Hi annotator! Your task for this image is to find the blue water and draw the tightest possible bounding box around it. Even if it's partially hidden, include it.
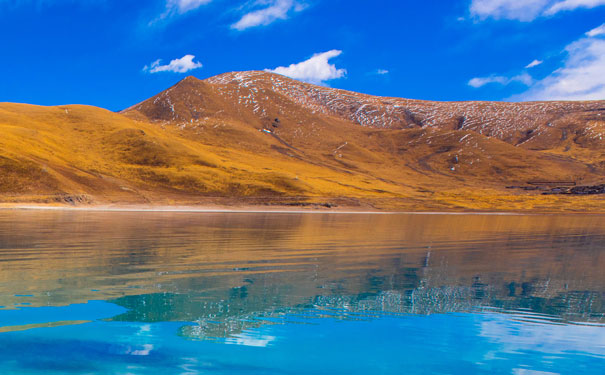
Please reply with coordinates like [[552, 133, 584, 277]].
[[1, 303, 603, 374], [0, 211, 604, 374]]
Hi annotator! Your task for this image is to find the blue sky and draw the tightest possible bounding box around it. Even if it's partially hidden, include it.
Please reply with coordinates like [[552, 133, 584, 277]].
[[0, 0, 604, 111]]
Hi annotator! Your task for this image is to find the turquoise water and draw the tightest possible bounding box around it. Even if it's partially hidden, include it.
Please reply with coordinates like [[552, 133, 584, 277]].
[[0, 211, 604, 374]]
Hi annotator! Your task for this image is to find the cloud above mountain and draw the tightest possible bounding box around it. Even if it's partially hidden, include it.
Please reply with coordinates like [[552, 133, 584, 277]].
[[468, 73, 533, 88], [468, 24, 605, 101], [144, 55, 203, 73], [515, 27, 605, 100], [265, 50, 346, 85]]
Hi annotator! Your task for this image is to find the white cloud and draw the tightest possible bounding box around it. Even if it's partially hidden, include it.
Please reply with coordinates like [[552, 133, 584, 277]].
[[526, 59, 544, 68], [144, 55, 203, 74], [152, 0, 211, 22], [376, 69, 390, 75], [586, 23, 605, 37], [544, 0, 605, 15], [231, 0, 305, 31], [515, 30, 605, 100], [470, 0, 551, 21], [166, 0, 212, 14], [468, 73, 533, 88], [265, 50, 347, 85], [470, 0, 605, 21]]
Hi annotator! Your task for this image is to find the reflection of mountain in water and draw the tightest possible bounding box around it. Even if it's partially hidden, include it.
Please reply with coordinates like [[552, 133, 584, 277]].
[[109, 283, 605, 339], [110, 222, 605, 341], [112, 280, 605, 341], [0, 211, 603, 339]]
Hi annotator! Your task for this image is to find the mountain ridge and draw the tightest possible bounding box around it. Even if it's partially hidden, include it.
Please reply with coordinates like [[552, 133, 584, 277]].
[[124, 71, 604, 147]]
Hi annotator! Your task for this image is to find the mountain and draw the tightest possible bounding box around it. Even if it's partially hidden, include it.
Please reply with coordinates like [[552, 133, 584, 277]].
[[1, 71, 604, 211]]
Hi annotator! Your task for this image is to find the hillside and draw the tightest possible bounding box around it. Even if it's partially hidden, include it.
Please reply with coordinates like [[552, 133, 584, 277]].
[[1, 71, 604, 212]]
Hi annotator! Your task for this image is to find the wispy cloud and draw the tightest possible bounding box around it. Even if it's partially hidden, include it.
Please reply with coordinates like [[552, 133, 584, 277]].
[[543, 0, 605, 15], [376, 69, 390, 75], [469, 0, 605, 21], [468, 73, 533, 88], [586, 23, 605, 37], [470, 0, 550, 21], [514, 27, 605, 100], [168, 0, 213, 14], [525, 59, 543, 68], [231, 0, 306, 31], [469, 24, 605, 100], [154, 0, 212, 22], [265, 50, 346, 85], [144, 55, 203, 73]]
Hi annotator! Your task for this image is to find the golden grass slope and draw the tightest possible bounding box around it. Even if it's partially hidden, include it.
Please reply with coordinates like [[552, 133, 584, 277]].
[[0, 103, 413, 207]]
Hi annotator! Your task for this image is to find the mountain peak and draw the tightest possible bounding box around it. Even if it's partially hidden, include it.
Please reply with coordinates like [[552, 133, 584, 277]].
[[181, 75, 203, 83]]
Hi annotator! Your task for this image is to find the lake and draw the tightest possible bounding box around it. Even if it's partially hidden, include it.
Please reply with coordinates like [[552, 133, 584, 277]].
[[0, 210, 604, 374]]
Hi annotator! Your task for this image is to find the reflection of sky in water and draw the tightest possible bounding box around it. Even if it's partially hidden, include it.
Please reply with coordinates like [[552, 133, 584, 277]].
[[480, 313, 605, 358], [225, 333, 276, 348], [0, 301, 603, 374]]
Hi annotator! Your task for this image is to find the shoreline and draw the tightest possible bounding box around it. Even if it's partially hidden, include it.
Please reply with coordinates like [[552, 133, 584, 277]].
[[0, 203, 599, 216]]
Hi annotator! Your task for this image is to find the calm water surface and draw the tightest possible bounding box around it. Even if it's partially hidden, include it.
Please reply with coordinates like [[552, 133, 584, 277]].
[[0, 211, 604, 374]]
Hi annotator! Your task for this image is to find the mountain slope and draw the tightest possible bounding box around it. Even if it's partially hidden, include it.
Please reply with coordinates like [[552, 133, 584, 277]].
[[121, 72, 605, 206], [0, 103, 412, 207], [0, 71, 604, 211]]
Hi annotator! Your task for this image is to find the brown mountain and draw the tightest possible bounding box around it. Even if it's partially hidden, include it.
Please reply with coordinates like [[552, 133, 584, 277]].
[[0, 71, 604, 211]]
